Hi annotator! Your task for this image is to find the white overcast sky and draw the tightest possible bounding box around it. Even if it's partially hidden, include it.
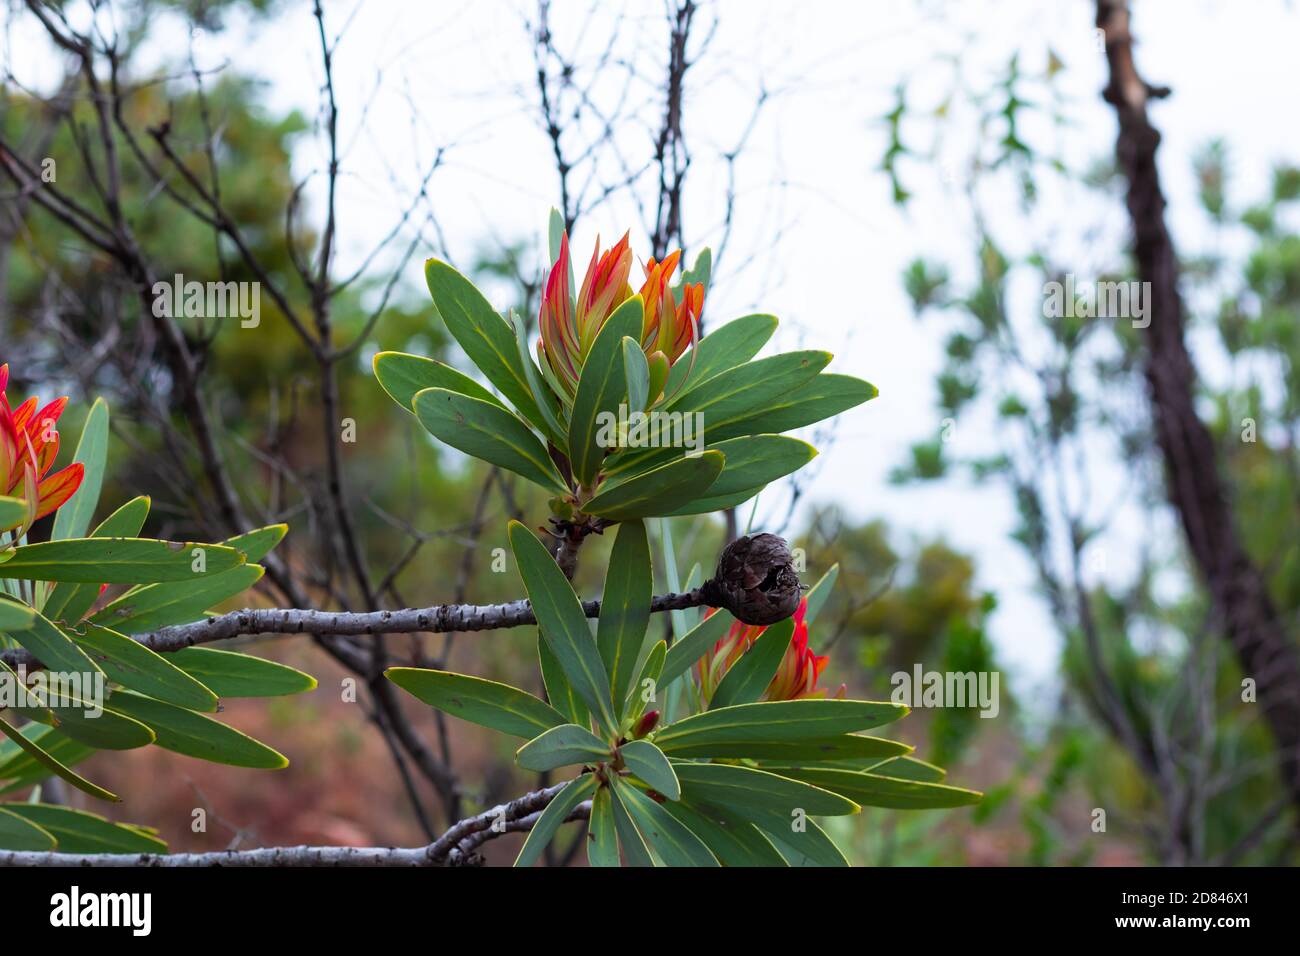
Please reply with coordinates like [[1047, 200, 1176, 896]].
[[5, 1, 1298, 695]]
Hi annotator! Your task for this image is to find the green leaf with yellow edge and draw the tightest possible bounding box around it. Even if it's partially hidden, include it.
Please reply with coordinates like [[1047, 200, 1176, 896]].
[[607, 776, 654, 866], [778, 767, 982, 809], [1, 538, 245, 584], [659, 607, 734, 686], [413, 388, 568, 495], [861, 755, 946, 781], [616, 781, 718, 866], [803, 563, 838, 625], [515, 723, 610, 772], [662, 798, 787, 866], [752, 812, 849, 867], [0, 806, 56, 850], [42, 496, 150, 623], [1, 804, 167, 854], [511, 310, 567, 444], [509, 522, 616, 735], [0, 598, 34, 632], [707, 372, 877, 443], [71, 625, 218, 712], [619, 739, 679, 800], [538, 632, 588, 728], [584, 450, 724, 521], [684, 734, 910, 762], [597, 519, 651, 716], [586, 785, 620, 868], [567, 297, 641, 487], [664, 312, 777, 399], [665, 436, 816, 516], [91, 564, 264, 634], [624, 639, 665, 728], [52, 397, 109, 543], [107, 690, 288, 769], [514, 773, 598, 868], [385, 667, 564, 739], [653, 698, 908, 754], [0, 715, 116, 802], [672, 761, 858, 817], [14, 694, 155, 752], [169, 647, 314, 699], [708, 617, 794, 710], [373, 350, 506, 413], [0, 606, 103, 676]]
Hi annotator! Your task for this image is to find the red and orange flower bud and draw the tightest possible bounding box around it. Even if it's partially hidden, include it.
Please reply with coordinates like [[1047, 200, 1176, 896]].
[[0, 363, 85, 536], [633, 709, 659, 738], [694, 596, 846, 704], [537, 231, 703, 403]]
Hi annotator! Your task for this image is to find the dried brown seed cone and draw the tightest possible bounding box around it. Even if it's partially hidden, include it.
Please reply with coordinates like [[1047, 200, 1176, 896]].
[[701, 532, 802, 626]]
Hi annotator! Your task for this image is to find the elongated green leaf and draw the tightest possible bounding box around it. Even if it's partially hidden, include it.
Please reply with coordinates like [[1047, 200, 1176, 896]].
[[170, 647, 315, 699], [660, 607, 734, 687], [91, 564, 264, 634], [42, 496, 150, 623], [672, 761, 858, 816], [0, 496, 27, 531], [608, 776, 654, 866], [597, 520, 651, 716], [52, 397, 108, 542], [619, 739, 679, 800], [0, 715, 116, 801], [413, 388, 567, 495], [547, 207, 575, 302], [509, 522, 616, 734], [515, 723, 610, 772], [514, 774, 598, 868], [663, 799, 786, 866], [666, 436, 816, 515], [708, 372, 877, 443], [622, 337, 649, 414], [510, 311, 567, 444], [684, 734, 911, 762], [224, 524, 287, 564], [586, 785, 619, 868], [425, 259, 549, 431], [803, 563, 838, 625], [567, 298, 641, 487], [2, 607, 103, 676], [751, 812, 849, 867], [779, 768, 981, 809], [2, 538, 245, 584], [1, 804, 166, 854], [15, 688, 155, 751], [654, 699, 908, 754], [625, 639, 665, 727], [664, 312, 777, 398], [373, 350, 506, 413], [584, 451, 724, 521], [861, 755, 947, 781], [667, 348, 829, 422], [616, 781, 718, 866], [0, 806, 55, 850], [0, 598, 34, 632], [107, 691, 287, 769], [538, 632, 589, 727], [385, 667, 564, 739], [709, 617, 794, 710], [72, 625, 218, 712]]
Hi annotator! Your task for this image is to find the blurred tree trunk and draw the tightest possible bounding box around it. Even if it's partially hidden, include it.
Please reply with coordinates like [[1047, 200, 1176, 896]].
[[1098, 0, 1300, 818]]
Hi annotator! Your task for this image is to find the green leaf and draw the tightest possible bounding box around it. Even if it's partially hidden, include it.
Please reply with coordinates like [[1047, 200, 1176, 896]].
[[169, 647, 315, 699], [752, 812, 849, 867], [662, 799, 787, 866], [619, 739, 679, 800], [779, 768, 981, 809], [0, 598, 35, 632], [707, 372, 877, 443], [0, 805, 56, 850], [1, 607, 103, 676], [515, 723, 610, 772], [71, 625, 218, 712], [224, 524, 287, 564], [665, 436, 816, 515], [625, 639, 665, 726], [803, 563, 838, 624], [597, 520, 651, 716], [654, 699, 908, 754], [672, 761, 859, 816], [567, 297, 641, 487], [385, 667, 564, 739], [0, 496, 28, 532], [686, 734, 911, 762], [607, 776, 654, 866], [510, 311, 567, 443], [660, 607, 734, 686], [0, 715, 116, 802], [665, 312, 777, 398], [623, 337, 649, 414], [538, 633, 589, 728], [425, 259, 549, 432], [666, 349, 830, 426], [43, 496, 151, 623], [1, 804, 166, 854], [15, 689, 155, 751], [52, 397, 109, 542], [509, 522, 616, 734], [708, 617, 794, 710], [584, 450, 725, 521], [1, 538, 245, 584], [616, 781, 718, 866], [514, 774, 598, 867], [107, 691, 288, 769], [862, 755, 946, 781], [586, 785, 620, 868], [373, 350, 506, 413], [413, 388, 567, 495], [90, 564, 264, 634], [547, 207, 566, 266]]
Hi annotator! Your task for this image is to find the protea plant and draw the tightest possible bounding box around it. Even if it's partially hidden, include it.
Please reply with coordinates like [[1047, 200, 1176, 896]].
[[0, 364, 84, 539]]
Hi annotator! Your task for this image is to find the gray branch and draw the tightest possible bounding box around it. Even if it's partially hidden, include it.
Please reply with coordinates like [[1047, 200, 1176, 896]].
[[0, 589, 709, 671]]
